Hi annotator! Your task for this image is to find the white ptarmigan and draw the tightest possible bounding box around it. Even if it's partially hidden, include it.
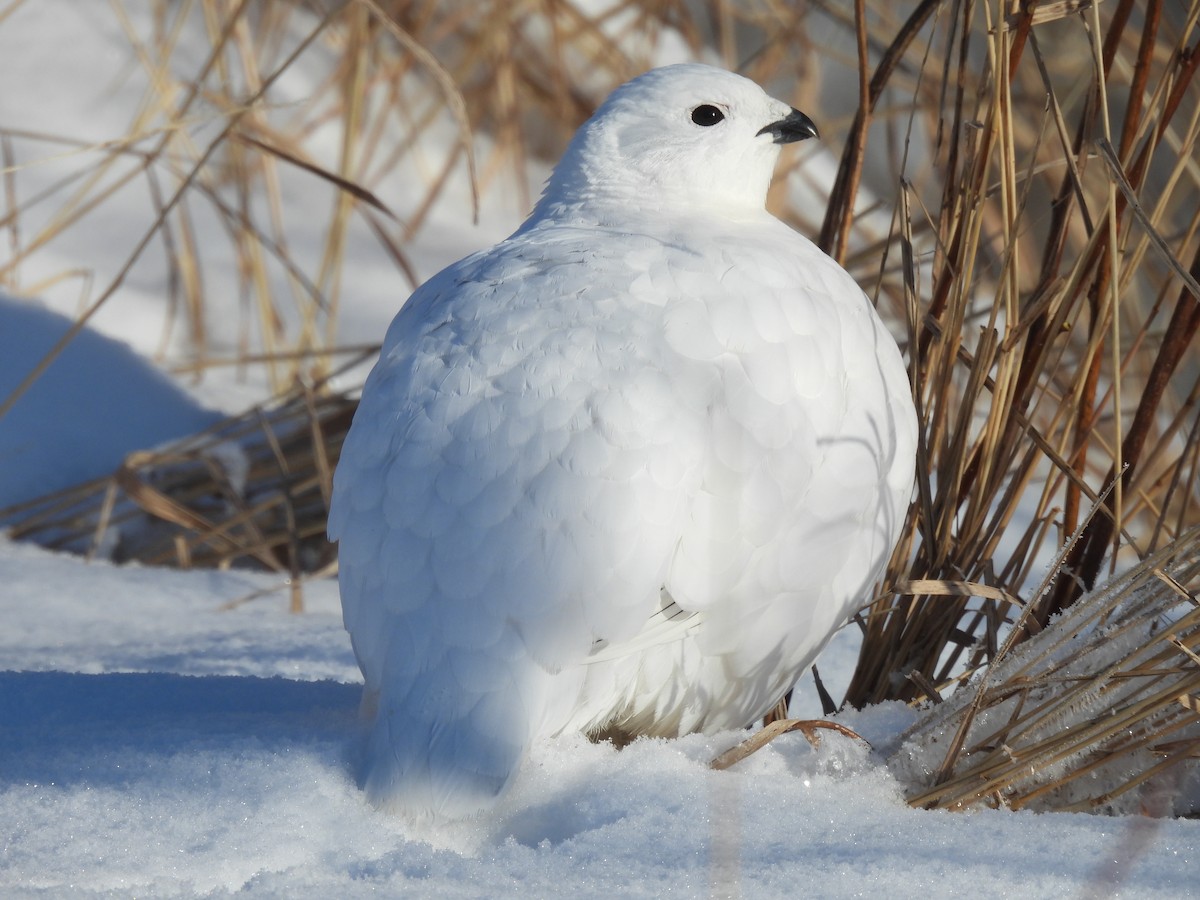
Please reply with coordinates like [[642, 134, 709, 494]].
[[329, 64, 917, 819]]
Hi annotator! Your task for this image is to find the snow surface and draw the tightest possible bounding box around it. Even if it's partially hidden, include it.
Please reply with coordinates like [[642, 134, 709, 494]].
[[2, 536, 1198, 898], [0, 245, 1193, 893], [0, 294, 221, 509], [1, 2, 1198, 897]]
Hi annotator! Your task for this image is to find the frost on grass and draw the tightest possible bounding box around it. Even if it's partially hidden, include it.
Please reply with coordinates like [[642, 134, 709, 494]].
[[887, 530, 1200, 816]]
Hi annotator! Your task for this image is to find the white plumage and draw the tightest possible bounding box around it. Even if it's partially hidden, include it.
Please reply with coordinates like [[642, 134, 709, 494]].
[[329, 64, 917, 818]]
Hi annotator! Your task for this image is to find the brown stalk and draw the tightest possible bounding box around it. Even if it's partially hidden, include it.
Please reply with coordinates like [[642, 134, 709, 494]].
[[817, 0, 942, 262], [1049, 240, 1200, 617]]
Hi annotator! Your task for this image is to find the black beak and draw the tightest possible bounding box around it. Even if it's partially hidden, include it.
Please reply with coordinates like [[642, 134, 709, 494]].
[[756, 108, 819, 144]]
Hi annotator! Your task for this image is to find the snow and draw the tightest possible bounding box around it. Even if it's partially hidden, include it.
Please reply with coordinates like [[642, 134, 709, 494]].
[[1, 540, 1197, 898], [1, 2, 1198, 897], [0, 295, 221, 509]]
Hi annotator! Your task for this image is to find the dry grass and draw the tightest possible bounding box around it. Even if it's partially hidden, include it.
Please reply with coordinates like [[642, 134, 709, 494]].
[[828, 0, 1200, 812], [888, 524, 1200, 814], [1, 356, 366, 610], [2, 0, 1200, 811], [832, 0, 1200, 708]]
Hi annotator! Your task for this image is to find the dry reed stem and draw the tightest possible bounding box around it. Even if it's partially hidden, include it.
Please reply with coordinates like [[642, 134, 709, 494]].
[[839, 0, 1200, 713]]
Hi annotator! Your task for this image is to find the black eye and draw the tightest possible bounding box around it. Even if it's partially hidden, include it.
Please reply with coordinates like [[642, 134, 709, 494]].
[[691, 104, 725, 127]]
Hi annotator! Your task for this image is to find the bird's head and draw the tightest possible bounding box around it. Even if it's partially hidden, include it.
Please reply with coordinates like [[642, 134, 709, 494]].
[[530, 64, 818, 225]]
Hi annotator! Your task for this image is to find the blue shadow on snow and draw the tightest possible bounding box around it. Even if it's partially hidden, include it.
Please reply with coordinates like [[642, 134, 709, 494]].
[[0, 670, 361, 787]]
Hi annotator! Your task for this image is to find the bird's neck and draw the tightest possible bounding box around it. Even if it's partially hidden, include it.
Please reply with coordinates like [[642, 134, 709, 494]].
[[522, 180, 772, 234]]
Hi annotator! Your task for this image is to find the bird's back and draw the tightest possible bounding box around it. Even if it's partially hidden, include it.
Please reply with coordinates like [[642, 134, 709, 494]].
[[330, 213, 915, 817]]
